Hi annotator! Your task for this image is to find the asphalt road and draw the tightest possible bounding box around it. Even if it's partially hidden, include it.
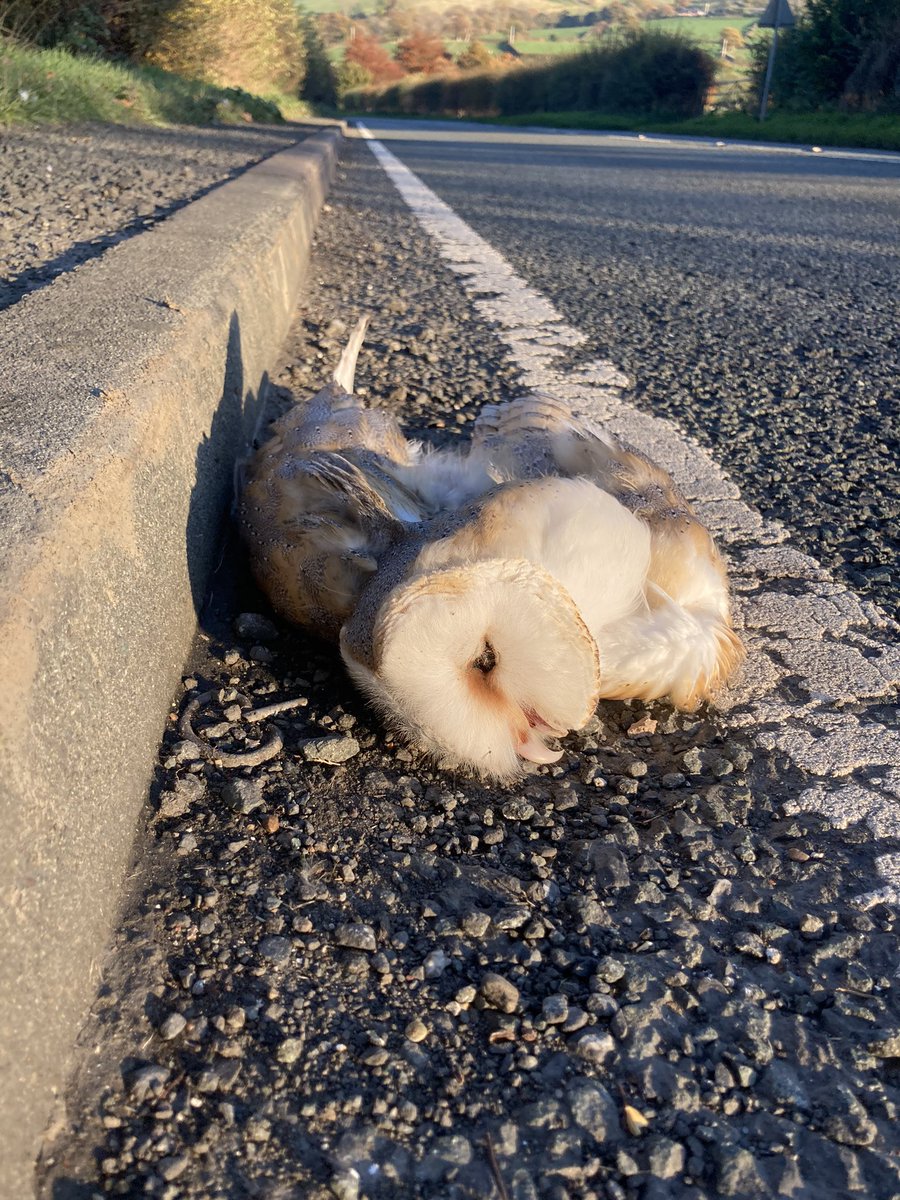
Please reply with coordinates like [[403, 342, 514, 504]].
[[40, 126, 900, 1200], [355, 118, 900, 623]]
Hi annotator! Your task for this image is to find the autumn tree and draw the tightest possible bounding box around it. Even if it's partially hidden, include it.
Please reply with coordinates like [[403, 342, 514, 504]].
[[345, 27, 404, 82], [378, 0, 417, 38], [456, 39, 495, 69], [395, 28, 452, 74], [315, 10, 351, 47], [445, 5, 474, 38]]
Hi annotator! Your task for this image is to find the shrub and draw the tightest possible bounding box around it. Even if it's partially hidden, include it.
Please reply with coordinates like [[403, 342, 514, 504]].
[[395, 29, 452, 75], [420, 76, 448, 111], [441, 68, 501, 114], [554, 33, 715, 116], [145, 0, 306, 96], [342, 31, 715, 121], [0, 0, 184, 58], [456, 39, 494, 70], [494, 64, 548, 114]]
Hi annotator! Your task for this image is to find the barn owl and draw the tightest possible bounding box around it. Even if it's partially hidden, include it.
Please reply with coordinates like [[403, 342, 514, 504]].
[[240, 318, 744, 780]]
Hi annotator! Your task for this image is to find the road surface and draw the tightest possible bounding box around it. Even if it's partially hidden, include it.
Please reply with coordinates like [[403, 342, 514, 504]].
[[41, 121, 900, 1200]]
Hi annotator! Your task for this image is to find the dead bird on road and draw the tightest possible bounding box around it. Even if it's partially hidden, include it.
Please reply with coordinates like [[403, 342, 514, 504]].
[[238, 316, 743, 780]]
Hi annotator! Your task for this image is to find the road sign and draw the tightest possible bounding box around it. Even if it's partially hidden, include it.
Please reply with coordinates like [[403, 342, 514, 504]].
[[758, 0, 795, 119], [758, 0, 795, 28]]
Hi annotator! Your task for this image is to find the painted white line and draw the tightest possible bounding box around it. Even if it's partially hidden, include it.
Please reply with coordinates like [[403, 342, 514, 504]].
[[358, 122, 900, 906], [359, 120, 900, 166]]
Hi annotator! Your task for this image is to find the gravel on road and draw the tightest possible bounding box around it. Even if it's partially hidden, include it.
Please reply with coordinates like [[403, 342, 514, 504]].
[[0, 121, 313, 312], [38, 140, 900, 1200]]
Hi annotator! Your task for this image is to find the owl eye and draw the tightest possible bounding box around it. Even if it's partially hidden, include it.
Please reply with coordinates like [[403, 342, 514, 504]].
[[471, 642, 497, 675]]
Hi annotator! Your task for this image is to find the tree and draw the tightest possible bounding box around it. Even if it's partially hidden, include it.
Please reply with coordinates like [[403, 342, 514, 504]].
[[720, 25, 744, 50], [444, 5, 474, 39], [345, 28, 404, 82], [337, 56, 374, 90], [315, 11, 352, 48], [753, 0, 900, 109], [456, 39, 495, 69], [395, 28, 452, 74], [300, 11, 338, 106]]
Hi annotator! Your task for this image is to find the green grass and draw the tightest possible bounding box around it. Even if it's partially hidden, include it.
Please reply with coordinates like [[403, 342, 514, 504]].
[[302, 0, 598, 11], [644, 15, 760, 47], [492, 107, 900, 151], [0, 40, 309, 127], [300, 0, 382, 11], [513, 34, 592, 56]]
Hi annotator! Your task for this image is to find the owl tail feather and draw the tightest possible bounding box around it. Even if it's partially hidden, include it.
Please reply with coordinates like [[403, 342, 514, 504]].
[[332, 314, 371, 394], [598, 584, 744, 710]]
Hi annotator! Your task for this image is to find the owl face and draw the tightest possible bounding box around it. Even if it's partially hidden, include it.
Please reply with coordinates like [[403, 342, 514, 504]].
[[341, 559, 601, 780]]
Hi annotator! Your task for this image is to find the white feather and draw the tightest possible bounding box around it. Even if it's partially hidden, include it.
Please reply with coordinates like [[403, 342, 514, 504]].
[[599, 585, 732, 706], [390, 441, 497, 513]]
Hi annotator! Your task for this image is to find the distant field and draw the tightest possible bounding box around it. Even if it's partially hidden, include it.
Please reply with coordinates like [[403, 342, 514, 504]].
[[645, 15, 760, 48], [302, 0, 381, 12], [512, 29, 594, 55], [304, 0, 599, 11], [326, 11, 763, 83]]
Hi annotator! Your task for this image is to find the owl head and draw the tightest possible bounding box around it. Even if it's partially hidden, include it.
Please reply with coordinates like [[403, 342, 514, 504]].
[[341, 558, 600, 780]]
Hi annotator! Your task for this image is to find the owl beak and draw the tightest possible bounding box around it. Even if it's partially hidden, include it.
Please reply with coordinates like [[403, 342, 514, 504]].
[[517, 730, 564, 765]]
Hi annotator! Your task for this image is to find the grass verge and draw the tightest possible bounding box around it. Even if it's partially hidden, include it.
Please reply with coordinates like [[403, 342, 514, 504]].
[[0, 40, 311, 127], [494, 108, 900, 152]]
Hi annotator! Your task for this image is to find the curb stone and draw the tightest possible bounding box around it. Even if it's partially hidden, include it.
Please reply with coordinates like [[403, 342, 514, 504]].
[[0, 122, 344, 1199]]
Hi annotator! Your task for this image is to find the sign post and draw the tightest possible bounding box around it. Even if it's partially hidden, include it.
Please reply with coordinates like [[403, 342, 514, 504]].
[[757, 0, 795, 121]]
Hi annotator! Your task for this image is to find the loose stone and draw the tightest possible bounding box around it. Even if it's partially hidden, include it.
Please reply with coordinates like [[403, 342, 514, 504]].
[[302, 736, 360, 764], [480, 972, 520, 1013], [258, 935, 292, 961], [572, 1029, 616, 1066], [336, 923, 378, 953], [276, 1038, 304, 1064], [157, 1154, 189, 1182], [158, 1012, 187, 1041], [542, 994, 569, 1025], [222, 778, 265, 815]]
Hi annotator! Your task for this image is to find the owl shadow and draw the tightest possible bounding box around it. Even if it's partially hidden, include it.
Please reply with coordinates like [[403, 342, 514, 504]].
[[186, 311, 271, 627]]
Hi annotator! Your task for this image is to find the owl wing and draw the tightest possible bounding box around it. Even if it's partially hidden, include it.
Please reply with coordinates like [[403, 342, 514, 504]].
[[239, 446, 426, 642], [265, 315, 413, 465], [472, 392, 688, 517]]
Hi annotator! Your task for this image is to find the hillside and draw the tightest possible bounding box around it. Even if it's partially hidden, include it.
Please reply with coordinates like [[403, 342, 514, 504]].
[[312, 1, 763, 106]]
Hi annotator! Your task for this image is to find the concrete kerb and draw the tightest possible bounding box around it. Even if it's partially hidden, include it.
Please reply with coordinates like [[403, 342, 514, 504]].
[[0, 123, 344, 1198]]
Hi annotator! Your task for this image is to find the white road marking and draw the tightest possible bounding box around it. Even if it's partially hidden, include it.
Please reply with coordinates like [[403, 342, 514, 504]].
[[361, 120, 900, 166], [358, 122, 900, 906]]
